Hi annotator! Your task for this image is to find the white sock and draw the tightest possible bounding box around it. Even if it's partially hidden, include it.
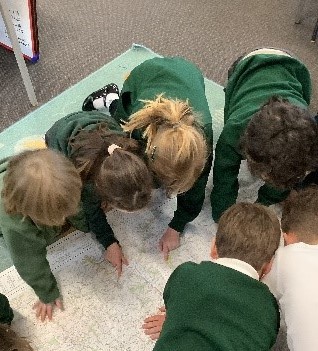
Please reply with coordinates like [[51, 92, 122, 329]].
[[105, 93, 119, 108], [92, 97, 106, 110]]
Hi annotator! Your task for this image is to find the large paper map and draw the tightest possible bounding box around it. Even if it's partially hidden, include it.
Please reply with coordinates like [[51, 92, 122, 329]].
[[0, 163, 275, 351]]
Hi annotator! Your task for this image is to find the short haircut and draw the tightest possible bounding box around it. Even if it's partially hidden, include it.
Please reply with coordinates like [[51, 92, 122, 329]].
[[2, 149, 82, 226], [0, 323, 34, 351], [240, 96, 318, 189], [216, 203, 281, 271], [70, 126, 153, 212], [122, 95, 208, 196], [281, 186, 318, 243]]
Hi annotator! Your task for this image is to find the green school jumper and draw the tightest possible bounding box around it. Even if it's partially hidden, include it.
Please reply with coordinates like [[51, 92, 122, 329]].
[[0, 157, 88, 304], [113, 57, 213, 233], [46, 110, 125, 249], [0, 293, 13, 325], [154, 262, 279, 351], [210, 54, 311, 222]]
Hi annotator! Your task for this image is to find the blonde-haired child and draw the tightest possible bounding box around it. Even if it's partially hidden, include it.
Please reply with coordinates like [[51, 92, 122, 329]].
[[143, 203, 281, 350], [82, 57, 213, 259], [45, 110, 153, 275], [0, 149, 85, 321], [263, 186, 318, 350]]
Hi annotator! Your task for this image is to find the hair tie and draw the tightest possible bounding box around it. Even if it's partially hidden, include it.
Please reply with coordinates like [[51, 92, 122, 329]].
[[172, 121, 182, 129], [108, 144, 121, 155]]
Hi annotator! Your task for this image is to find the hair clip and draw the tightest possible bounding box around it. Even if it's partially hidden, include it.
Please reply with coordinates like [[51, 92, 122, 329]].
[[150, 146, 157, 161], [108, 144, 121, 155]]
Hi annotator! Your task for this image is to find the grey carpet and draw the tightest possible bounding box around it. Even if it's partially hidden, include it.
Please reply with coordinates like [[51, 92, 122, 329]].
[[0, 0, 317, 132], [0, 1, 317, 349]]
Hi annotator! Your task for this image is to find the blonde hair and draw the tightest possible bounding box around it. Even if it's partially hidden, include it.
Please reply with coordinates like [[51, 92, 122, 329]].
[[281, 186, 318, 243], [0, 324, 34, 351], [122, 95, 208, 195], [70, 126, 153, 212], [2, 149, 82, 226], [216, 203, 281, 271]]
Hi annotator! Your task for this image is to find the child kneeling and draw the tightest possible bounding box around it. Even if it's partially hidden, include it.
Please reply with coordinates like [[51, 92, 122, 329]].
[[143, 203, 281, 350]]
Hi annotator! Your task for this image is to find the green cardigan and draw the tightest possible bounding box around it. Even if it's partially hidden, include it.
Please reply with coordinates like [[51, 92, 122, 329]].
[[46, 110, 125, 249], [113, 57, 213, 233], [210, 54, 311, 222], [0, 293, 13, 325], [154, 261, 279, 351]]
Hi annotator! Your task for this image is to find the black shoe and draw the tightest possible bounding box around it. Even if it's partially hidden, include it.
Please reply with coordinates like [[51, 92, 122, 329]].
[[82, 83, 119, 111]]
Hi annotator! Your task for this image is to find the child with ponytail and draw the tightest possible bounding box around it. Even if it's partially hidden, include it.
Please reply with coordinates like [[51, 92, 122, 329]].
[[83, 57, 213, 259], [45, 110, 153, 276]]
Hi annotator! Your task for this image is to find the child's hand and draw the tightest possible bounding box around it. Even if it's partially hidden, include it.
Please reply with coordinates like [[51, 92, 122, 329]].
[[159, 227, 180, 260], [33, 298, 63, 322], [142, 306, 166, 340], [104, 242, 129, 277]]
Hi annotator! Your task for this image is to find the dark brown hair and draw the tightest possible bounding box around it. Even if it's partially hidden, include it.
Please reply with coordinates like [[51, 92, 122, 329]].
[[281, 185, 318, 243], [70, 125, 153, 211], [216, 203, 281, 271], [240, 96, 318, 189], [0, 324, 34, 351]]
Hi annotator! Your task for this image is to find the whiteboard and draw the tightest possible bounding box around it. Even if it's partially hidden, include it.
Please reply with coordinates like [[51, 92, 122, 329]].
[[0, 0, 39, 61]]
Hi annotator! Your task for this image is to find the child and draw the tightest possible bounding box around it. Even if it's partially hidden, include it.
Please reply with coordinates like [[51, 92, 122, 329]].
[[82, 57, 213, 259], [262, 186, 318, 350], [0, 293, 33, 350], [45, 110, 153, 275], [0, 149, 86, 321], [210, 47, 318, 222], [143, 202, 281, 350]]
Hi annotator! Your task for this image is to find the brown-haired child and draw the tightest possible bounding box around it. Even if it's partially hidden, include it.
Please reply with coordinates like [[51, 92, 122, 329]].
[[82, 57, 213, 260], [45, 110, 153, 275], [0, 293, 33, 351], [143, 202, 281, 350], [0, 149, 86, 321], [263, 186, 318, 350], [211, 48, 317, 223]]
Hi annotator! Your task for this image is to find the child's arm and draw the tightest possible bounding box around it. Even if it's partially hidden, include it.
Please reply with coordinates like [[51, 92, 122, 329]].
[[80, 183, 128, 277], [143, 306, 166, 340], [1, 218, 61, 320], [210, 127, 242, 222]]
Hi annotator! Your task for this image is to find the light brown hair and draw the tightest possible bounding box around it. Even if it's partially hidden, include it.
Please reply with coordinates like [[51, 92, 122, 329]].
[[70, 126, 153, 212], [2, 149, 82, 226], [216, 203, 281, 271], [0, 324, 34, 351], [281, 186, 318, 243], [122, 95, 208, 195]]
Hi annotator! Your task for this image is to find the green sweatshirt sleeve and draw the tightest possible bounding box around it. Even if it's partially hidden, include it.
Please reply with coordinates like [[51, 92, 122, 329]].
[[80, 183, 118, 249], [210, 127, 242, 223], [1, 216, 60, 304], [0, 293, 14, 324], [257, 183, 290, 205], [169, 154, 213, 232]]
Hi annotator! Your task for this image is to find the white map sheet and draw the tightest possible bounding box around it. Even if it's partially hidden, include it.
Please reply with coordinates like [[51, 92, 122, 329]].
[[0, 162, 278, 351]]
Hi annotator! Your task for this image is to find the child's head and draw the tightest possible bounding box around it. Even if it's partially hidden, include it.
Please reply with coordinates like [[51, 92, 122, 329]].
[[122, 95, 208, 196], [70, 126, 153, 212], [281, 186, 318, 244], [240, 96, 318, 189], [215, 203, 281, 272], [2, 149, 82, 226], [0, 323, 34, 351]]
